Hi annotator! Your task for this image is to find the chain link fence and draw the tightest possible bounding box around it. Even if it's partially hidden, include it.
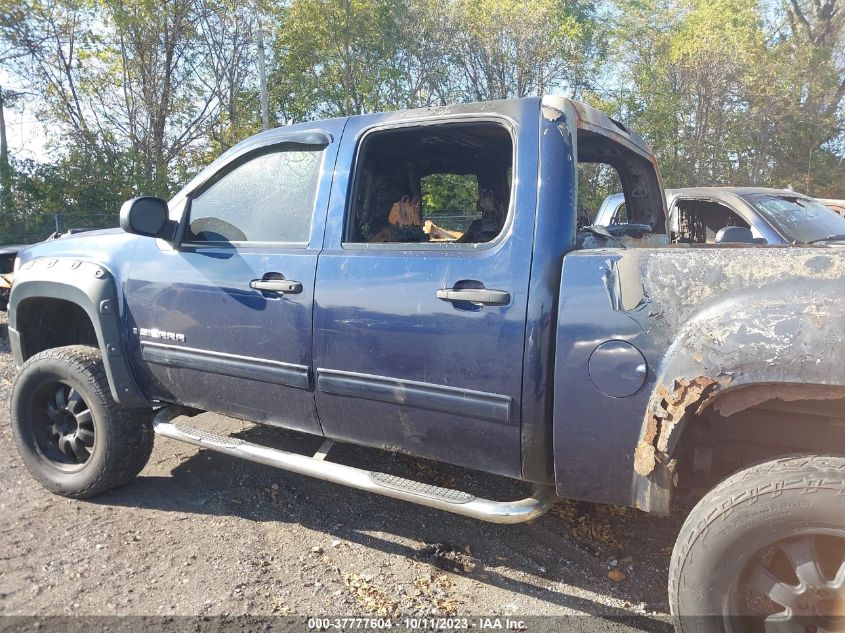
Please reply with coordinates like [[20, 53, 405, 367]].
[[0, 213, 120, 246], [422, 214, 478, 233], [0, 212, 480, 246]]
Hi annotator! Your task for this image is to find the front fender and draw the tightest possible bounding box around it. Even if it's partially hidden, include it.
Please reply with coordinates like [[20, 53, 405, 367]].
[[9, 257, 150, 406]]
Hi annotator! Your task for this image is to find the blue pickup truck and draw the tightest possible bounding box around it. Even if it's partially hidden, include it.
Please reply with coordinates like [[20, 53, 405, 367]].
[[7, 96, 845, 630]]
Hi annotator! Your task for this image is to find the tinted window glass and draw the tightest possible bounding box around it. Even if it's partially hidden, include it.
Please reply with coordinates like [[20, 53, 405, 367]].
[[742, 194, 845, 244], [187, 146, 323, 243], [672, 200, 750, 243]]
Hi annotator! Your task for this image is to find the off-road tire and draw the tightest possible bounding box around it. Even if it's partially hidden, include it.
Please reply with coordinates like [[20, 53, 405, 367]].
[[669, 454, 845, 632], [10, 345, 154, 498]]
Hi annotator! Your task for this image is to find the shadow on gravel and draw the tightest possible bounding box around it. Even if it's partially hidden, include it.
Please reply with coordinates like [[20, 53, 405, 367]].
[[0, 321, 8, 353], [94, 420, 679, 629]]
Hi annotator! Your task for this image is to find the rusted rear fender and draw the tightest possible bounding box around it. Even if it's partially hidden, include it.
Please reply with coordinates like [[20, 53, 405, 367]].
[[631, 249, 845, 513], [553, 247, 845, 514]]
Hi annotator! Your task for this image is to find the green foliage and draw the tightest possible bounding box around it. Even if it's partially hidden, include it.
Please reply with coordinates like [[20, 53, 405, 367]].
[[270, 0, 412, 121], [9, 152, 133, 215], [421, 173, 479, 217], [269, 0, 602, 119], [0, 0, 843, 245], [578, 163, 623, 221], [447, 0, 600, 99], [615, 0, 845, 195], [0, 153, 130, 243]]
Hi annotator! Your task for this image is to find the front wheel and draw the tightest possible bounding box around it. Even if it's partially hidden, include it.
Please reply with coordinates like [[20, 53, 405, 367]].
[[669, 455, 845, 633], [10, 345, 154, 498]]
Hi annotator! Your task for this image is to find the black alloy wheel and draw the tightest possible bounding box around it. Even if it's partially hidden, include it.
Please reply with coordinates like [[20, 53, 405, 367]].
[[11, 345, 154, 498], [34, 381, 96, 467]]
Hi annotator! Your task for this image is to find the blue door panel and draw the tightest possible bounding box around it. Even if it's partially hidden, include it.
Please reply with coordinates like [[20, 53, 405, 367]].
[[126, 244, 322, 433], [313, 100, 539, 478], [313, 247, 527, 476], [125, 120, 346, 434]]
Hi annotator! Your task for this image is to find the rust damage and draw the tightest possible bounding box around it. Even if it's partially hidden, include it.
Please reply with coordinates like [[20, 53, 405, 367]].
[[634, 376, 724, 476], [713, 383, 845, 417]]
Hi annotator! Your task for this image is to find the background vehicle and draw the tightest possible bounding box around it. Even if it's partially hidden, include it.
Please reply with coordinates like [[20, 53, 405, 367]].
[[0, 244, 23, 311], [0, 229, 112, 312], [595, 186, 845, 245], [7, 97, 845, 632], [818, 198, 845, 217]]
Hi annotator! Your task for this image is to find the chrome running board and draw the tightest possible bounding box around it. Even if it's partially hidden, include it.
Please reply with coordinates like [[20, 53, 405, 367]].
[[153, 406, 556, 524]]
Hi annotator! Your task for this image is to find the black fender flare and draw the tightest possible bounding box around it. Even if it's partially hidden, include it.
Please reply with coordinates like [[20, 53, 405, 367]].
[[8, 257, 150, 407]]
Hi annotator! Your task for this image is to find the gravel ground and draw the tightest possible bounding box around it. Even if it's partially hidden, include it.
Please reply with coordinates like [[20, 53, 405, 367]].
[[0, 310, 689, 628]]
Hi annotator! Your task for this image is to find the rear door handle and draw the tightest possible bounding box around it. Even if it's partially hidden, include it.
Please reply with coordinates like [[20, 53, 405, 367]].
[[436, 287, 510, 306], [249, 278, 302, 294]]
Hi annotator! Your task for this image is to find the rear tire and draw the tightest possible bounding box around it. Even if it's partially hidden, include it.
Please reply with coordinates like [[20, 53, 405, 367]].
[[669, 455, 845, 633], [10, 345, 154, 498]]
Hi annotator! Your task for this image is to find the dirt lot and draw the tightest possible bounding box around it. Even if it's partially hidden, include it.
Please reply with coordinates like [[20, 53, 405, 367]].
[[0, 310, 689, 628]]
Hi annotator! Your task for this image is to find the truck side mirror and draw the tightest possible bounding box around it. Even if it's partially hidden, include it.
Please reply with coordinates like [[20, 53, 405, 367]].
[[120, 196, 169, 238], [715, 226, 757, 244]]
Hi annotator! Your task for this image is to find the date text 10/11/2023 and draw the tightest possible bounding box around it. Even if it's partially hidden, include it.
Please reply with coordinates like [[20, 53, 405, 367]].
[[306, 617, 528, 630]]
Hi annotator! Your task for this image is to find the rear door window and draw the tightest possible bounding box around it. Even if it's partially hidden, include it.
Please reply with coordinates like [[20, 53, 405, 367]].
[[347, 123, 513, 246]]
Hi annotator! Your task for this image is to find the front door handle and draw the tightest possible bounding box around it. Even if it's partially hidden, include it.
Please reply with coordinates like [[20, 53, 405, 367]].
[[249, 278, 302, 294], [436, 287, 510, 306]]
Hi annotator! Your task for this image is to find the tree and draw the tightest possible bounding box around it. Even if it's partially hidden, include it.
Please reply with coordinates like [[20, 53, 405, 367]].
[[0, 86, 19, 214], [613, 0, 767, 186], [612, 0, 845, 196], [104, 0, 220, 194], [447, 0, 600, 101], [269, 0, 602, 121], [193, 0, 262, 151], [269, 0, 412, 121], [3, 0, 259, 198], [764, 0, 845, 194], [0, 0, 41, 215], [1, 0, 842, 239]]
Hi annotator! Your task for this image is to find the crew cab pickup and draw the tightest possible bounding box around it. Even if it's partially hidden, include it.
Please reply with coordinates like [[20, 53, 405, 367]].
[[7, 96, 845, 630]]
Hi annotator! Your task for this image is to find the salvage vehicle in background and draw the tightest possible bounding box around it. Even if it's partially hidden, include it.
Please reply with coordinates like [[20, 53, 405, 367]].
[[0, 244, 25, 311], [0, 229, 112, 311], [595, 186, 845, 245], [0, 243, 24, 274], [6, 96, 845, 632], [818, 198, 845, 217]]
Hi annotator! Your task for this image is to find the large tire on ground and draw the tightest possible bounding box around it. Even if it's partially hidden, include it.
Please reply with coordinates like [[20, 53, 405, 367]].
[[10, 345, 154, 498], [669, 455, 845, 633]]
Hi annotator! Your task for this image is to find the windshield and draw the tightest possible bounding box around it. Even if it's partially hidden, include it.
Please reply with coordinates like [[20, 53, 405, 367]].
[[741, 194, 845, 243]]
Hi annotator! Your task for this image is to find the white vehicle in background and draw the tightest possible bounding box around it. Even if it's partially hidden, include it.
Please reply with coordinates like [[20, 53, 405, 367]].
[[817, 198, 845, 217], [594, 187, 845, 245]]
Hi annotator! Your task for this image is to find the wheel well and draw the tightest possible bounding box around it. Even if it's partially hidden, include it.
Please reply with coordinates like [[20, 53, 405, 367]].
[[674, 384, 845, 491], [17, 298, 99, 360]]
